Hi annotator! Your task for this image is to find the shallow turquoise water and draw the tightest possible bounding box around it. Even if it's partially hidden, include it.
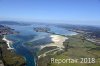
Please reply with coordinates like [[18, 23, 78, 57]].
[[7, 24, 77, 66]]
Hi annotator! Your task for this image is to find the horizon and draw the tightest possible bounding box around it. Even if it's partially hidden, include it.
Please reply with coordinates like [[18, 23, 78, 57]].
[[1, 20, 100, 27], [0, 0, 100, 25]]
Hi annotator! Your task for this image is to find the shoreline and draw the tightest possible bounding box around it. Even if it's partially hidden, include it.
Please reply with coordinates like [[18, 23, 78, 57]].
[[38, 34, 68, 59], [2, 35, 14, 50], [40, 34, 68, 50]]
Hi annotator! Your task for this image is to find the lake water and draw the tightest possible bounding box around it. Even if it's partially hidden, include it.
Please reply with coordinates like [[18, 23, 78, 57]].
[[6, 24, 77, 66]]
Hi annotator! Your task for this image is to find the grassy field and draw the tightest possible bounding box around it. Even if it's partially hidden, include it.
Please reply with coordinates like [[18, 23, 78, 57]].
[[38, 34, 100, 66]]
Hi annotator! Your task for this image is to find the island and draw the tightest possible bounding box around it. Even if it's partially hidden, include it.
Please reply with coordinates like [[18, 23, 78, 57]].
[[33, 27, 50, 32]]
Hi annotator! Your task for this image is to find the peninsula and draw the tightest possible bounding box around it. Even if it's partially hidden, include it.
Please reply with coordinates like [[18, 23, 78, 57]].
[[0, 24, 26, 66]]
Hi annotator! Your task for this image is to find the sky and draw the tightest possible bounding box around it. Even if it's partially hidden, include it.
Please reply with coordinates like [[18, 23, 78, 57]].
[[0, 0, 100, 25]]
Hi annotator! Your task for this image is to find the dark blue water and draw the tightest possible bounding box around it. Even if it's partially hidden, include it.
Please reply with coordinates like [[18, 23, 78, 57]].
[[7, 24, 77, 66], [14, 42, 35, 66], [7, 25, 37, 66]]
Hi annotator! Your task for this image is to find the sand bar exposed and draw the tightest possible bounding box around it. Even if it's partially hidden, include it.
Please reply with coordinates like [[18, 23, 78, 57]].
[[2, 35, 14, 50], [40, 35, 68, 49]]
